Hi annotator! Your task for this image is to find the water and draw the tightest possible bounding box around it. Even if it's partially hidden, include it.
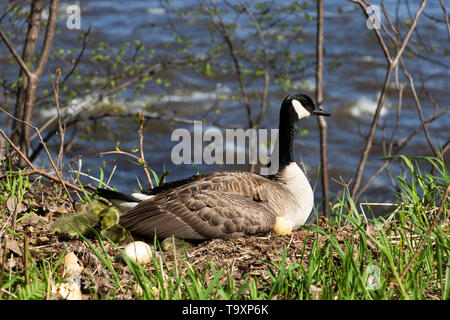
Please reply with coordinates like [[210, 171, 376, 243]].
[[0, 0, 448, 212]]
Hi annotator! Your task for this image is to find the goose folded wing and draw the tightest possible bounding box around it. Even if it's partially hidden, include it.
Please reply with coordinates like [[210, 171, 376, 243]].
[[141, 172, 217, 195], [119, 189, 276, 240]]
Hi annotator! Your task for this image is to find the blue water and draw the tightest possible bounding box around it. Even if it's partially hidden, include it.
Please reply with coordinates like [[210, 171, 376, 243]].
[[0, 0, 448, 210]]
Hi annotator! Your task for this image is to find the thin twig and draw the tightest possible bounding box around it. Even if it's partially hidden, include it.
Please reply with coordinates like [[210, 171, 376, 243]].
[[51, 68, 65, 171], [240, 0, 269, 127], [348, 0, 427, 200], [400, 183, 450, 280], [399, 57, 438, 157], [206, 0, 254, 128], [0, 30, 33, 80], [24, 233, 30, 285], [25, 169, 84, 193], [34, 0, 59, 79], [0, 239, 7, 299], [63, 169, 107, 192], [1, 288, 17, 299], [0, 106, 73, 204], [0, 127, 84, 194], [45, 259, 52, 300], [159, 170, 171, 185], [0, 1, 19, 24], [0, 128, 35, 168], [239, 1, 269, 173], [354, 103, 448, 200], [61, 25, 91, 87], [30, 58, 192, 160], [439, 0, 450, 39], [137, 112, 153, 189], [106, 165, 117, 186]]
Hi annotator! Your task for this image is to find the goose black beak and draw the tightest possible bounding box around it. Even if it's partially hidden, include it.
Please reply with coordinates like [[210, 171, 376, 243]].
[[313, 109, 330, 116]]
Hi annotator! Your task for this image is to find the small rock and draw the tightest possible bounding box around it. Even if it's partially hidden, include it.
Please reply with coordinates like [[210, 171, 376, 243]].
[[51, 252, 83, 300], [51, 282, 82, 300], [37, 236, 50, 244], [63, 252, 84, 278]]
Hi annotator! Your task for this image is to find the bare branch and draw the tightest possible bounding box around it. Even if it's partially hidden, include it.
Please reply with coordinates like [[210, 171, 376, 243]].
[[348, 0, 392, 62], [349, 0, 427, 200], [0, 106, 73, 203], [0, 30, 33, 80], [34, 0, 59, 78], [0, 128, 35, 169], [399, 57, 438, 157], [439, 0, 450, 38], [137, 112, 154, 189], [354, 105, 449, 200], [61, 25, 91, 87], [0, 128, 84, 194], [0, 1, 20, 24], [32, 58, 191, 143], [315, 0, 330, 216], [240, 1, 269, 127], [205, 0, 254, 128], [51, 68, 65, 171], [29, 106, 240, 163], [391, 1, 427, 67]]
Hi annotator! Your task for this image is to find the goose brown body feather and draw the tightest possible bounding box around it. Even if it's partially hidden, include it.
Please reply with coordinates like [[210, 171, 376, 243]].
[[119, 171, 298, 240]]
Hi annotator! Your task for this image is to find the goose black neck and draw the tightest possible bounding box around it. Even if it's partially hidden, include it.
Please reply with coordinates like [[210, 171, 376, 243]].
[[278, 112, 296, 171]]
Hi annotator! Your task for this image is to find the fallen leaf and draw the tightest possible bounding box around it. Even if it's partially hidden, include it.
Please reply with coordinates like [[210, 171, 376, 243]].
[[6, 239, 22, 256], [21, 213, 40, 226], [6, 197, 16, 212], [6, 197, 27, 214]]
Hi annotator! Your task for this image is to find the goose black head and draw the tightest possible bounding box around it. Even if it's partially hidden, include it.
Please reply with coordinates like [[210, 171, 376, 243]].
[[281, 93, 330, 122]]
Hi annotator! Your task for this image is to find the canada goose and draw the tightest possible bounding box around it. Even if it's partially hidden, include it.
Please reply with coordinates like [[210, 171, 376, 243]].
[[97, 93, 329, 240]]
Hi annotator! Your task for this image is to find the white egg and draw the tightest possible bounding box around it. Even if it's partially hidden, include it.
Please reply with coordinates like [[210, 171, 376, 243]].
[[123, 241, 153, 264]]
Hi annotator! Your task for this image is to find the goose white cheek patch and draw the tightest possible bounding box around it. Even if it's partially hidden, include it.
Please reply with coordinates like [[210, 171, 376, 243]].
[[292, 99, 311, 119]]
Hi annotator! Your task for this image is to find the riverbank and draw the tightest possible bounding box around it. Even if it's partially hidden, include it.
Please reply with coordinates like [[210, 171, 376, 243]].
[[0, 154, 448, 300]]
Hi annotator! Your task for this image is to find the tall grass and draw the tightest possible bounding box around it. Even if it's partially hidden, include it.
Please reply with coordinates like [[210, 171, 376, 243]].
[[110, 154, 449, 300], [0, 154, 448, 300]]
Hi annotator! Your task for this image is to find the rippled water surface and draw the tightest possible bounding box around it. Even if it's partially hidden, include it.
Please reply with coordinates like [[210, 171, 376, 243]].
[[0, 1, 448, 211]]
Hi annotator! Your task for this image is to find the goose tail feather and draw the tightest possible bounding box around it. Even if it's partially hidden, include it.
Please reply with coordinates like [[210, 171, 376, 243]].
[[96, 188, 153, 211]]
